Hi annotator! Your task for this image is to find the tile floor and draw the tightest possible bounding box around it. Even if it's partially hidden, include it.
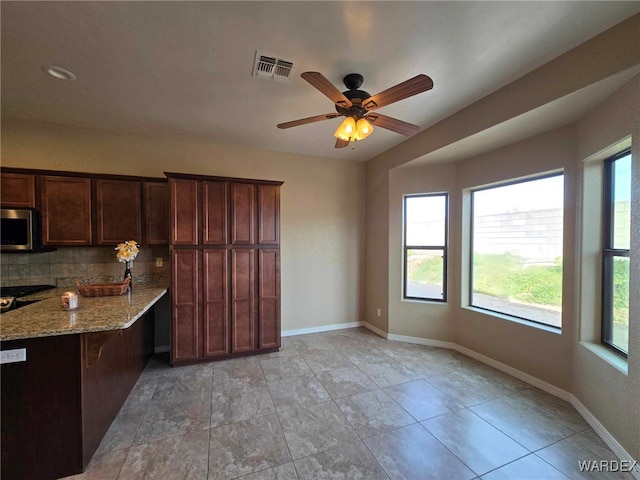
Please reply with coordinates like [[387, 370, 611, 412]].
[[63, 328, 634, 480]]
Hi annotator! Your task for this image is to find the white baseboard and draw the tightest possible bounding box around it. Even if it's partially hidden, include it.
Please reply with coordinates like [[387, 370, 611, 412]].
[[388, 333, 456, 350], [453, 344, 572, 402], [569, 395, 640, 479], [154, 345, 170, 354], [362, 323, 455, 350], [361, 321, 388, 339], [364, 330, 571, 401], [281, 321, 362, 337]]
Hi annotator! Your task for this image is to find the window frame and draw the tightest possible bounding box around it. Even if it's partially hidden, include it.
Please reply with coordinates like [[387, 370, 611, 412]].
[[601, 149, 631, 358], [468, 171, 564, 329], [403, 193, 448, 302]]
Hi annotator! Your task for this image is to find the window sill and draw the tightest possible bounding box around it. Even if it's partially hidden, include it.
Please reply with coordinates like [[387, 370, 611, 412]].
[[462, 305, 562, 335], [579, 341, 628, 375], [402, 298, 448, 306]]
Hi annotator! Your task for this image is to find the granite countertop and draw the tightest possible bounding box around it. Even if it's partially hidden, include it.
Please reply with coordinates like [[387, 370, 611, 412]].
[[0, 286, 168, 341]]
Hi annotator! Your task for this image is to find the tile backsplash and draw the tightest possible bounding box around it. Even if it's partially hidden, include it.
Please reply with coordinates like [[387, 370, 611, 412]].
[[1, 246, 170, 288]]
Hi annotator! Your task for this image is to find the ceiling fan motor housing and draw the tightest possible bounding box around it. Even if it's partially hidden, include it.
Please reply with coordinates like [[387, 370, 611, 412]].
[[336, 73, 371, 116]]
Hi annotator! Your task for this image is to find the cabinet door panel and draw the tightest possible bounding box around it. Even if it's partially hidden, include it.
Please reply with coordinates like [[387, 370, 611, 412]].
[[231, 249, 255, 353], [41, 176, 92, 246], [144, 182, 169, 245], [259, 249, 280, 349], [95, 180, 142, 245], [1, 173, 36, 208], [230, 183, 255, 245], [258, 185, 280, 245], [170, 179, 199, 245], [203, 181, 228, 245], [203, 249, 229, 357], [171, 250, 200, 362]]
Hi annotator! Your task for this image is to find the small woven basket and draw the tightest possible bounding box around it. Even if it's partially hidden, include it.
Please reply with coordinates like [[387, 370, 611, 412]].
[[75, 277, 131, 297]]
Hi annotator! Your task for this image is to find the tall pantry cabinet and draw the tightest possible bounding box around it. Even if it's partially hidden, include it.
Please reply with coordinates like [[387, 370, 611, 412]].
[[166, 173, 283, 365]]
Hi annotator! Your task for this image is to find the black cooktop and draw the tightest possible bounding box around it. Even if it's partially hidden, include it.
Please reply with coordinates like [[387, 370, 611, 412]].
[[0, 284, 56, 298]]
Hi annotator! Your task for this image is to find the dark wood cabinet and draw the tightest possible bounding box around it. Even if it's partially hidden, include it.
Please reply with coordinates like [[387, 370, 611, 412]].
[[203, 249, 229, 357], [203, 181, 228, 245], [259, 249, 280, 349], [41, 176, 92, 246], [170, 178, 199, 245], [1, 310, 154, 480], [1, 168, 168, 248], [231, 249, 255, 353], [144, 182, 169, 245], [258, 184, 280, 245], [0, 173, 36, 208], [95, 179, 142, 245], [167, 173, 282, 365], [231, 182, 255, 245], [171, 249, 200, 362]]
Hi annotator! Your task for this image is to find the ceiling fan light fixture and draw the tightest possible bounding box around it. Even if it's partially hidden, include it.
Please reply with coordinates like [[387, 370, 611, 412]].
[[334, 116, 356, 141], [355, 117, 373, 140]]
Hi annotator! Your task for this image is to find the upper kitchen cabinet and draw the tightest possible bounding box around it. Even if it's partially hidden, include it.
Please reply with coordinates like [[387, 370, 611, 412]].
[[0, 173, 36, 208], [170, 178, 199, 245], [95, 179, 142, 245], [230, 182, 255, 245], [258, 184, 280, 245], [144, 182, 169, 245], [202, 181, 228, 245], [41, 176, 92, 246]]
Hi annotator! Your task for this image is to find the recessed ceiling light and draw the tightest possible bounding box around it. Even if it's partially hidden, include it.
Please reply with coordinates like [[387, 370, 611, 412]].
[[41, 65, 76, 81]]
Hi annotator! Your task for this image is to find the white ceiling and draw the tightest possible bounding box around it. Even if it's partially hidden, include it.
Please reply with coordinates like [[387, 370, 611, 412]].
[[2, 2, 639, 162]]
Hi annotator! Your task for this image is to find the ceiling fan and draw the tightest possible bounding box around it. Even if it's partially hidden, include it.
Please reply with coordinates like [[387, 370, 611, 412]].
[[277, 71, 433, 148]]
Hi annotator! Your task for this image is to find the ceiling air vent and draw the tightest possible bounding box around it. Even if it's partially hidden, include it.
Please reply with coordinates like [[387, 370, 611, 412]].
[[253, 51, 296, 83]]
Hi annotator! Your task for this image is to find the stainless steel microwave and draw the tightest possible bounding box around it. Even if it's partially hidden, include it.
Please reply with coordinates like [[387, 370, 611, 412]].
[[1, 208, 38, 252]]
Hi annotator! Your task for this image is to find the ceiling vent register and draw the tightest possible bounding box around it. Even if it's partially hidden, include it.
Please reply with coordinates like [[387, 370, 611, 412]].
[[253, 51, 295, 83]]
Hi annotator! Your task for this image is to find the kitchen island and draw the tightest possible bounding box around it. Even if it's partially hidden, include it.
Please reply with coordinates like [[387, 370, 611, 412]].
[[0, 286, 168, 480]]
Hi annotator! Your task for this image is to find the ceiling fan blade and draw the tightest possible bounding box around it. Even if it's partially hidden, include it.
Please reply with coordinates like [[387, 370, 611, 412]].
[[363, 74, 433, 111], [277, 113, 340, 129], [367, 113, 420, 136], [301, 72, 352, 108], [335, 138, 349, 149]]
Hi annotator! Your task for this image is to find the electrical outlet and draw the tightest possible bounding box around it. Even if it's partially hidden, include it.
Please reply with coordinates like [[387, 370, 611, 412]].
[[155, 257, 163, 268], [376, 308, 381, 317], [0, 348, 26, 364]]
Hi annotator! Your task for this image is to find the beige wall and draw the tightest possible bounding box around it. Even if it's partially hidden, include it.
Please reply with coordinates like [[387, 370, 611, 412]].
[[364, 160, 390, 333], [387, 127, 578, 387], [574, 75, 639, 461], [0, 118, 367, 332], [388, 163, 456, 340], [453, 126, 577, 390]]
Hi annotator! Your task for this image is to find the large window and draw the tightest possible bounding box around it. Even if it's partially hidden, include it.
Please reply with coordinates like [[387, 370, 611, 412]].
[[470, 173, 564, 328], [602, 150, 631, 357], [403, 193, 448, 301]]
